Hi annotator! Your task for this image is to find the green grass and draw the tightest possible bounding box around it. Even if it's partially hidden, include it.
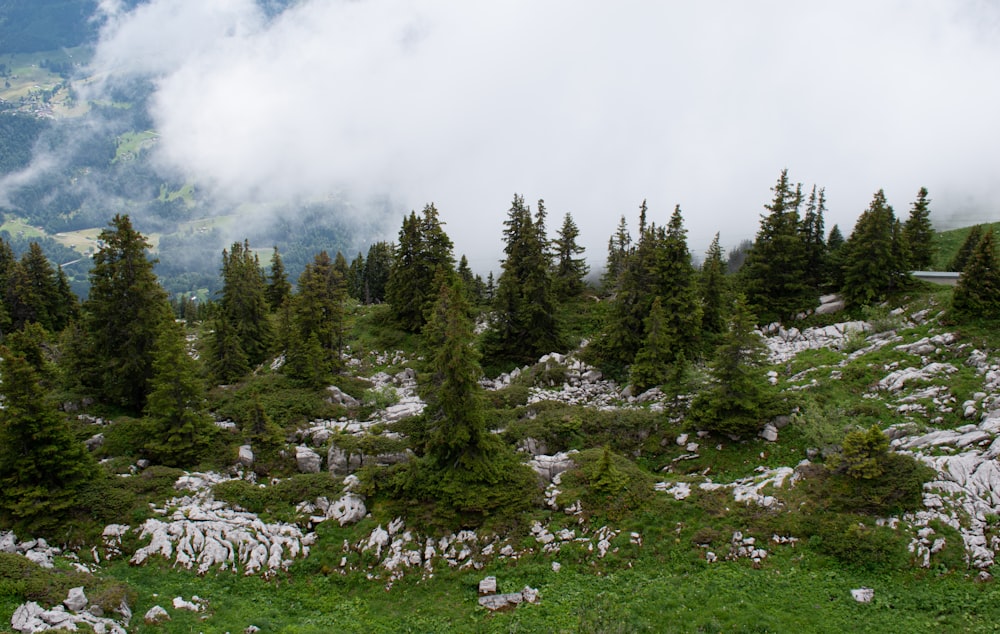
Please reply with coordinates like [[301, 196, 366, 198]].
[[932, 222, 1000, 271], [113, 130, 159, 163]]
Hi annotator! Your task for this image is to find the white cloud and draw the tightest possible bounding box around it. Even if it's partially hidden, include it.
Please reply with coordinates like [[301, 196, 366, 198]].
[[89, 0, 1000, 270]]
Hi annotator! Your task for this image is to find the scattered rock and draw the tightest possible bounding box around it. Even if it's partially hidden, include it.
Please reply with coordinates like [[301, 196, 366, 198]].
[[144, 605, 170, 624], [64, 587, 87, 612], [295, 446, 322, 473], [479, 576, 497, 595], [851, 588, 874, 603], [238, 445, 254, 467]]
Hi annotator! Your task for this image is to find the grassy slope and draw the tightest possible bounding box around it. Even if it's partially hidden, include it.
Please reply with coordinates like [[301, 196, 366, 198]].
[[932, 221, 1000, 271]]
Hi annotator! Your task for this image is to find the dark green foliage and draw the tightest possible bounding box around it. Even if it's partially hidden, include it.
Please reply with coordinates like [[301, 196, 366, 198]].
[[483, 196, 563, 365], [0, 114, 49, 173], [144, 319, 216, 468], [689, 295, 773, 436], [949, 224, 984, 272], [211, 374, 341, 429], [629, 297, 673, 392], [903, 187, 935, 270], [742, 170, 814, 323], [0, 344, 96, 536], [951, 228, 1000, 320], [213, 472, 342, 517], [218, 240, 272, 366], [242, 397, 287, 469], [347, 252, 366, 301], [205, 315, 251, 384], [824, 224, 846, 289], [652, 206, 702, 363], [840, 189, 911, 308], [286, 250, 347, 380], [385, 204, 454, 332], [804, 512, 909, 571], [799, 185, 828, 291], [601, 214, 632, 292], [0, 553, 135, 617], [266, 246, 291, 310], [699, 233, 729, 342], [81, 215, 170, 412], [552, 212, 589, 300], [813, 453, 932, 516], [362, 241, 393, 304]]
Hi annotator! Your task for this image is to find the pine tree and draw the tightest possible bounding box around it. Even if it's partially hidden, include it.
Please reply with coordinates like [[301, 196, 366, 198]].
[[219, 240, 272, 366], [145, 319, 215, 467], [652, 205, 701, 364], [83, 215, 170, 412], [950, 225, 984, 272], [903, 187, 935, 270], [629, 297, 672, 392], [952, 229, 1000, 320], [742, 170, 813, 323], [700, 233, 729, 342], [689, 295, 773, 436], [601, 214, 632, 293], [552, 212, 589, 300], [362, 241, 393, 304], [0, 343, 96, 534], [483, 195, 562, 365], [266, 246, 291, 310], [206, 315, 251, 383], [385, 205, 455, 332], [841, 190, 911, 308]]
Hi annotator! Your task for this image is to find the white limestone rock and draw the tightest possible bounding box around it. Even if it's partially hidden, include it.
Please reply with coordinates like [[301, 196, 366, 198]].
[[64, 587, 88, 612], [144, 605, 170, 624], [851, 588, 874, 603], [295, 446, 322, 473]]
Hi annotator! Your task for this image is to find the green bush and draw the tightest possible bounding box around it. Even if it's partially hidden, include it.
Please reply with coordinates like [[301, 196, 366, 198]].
[[0, 552, 135, 613], [557, 447, 656, 521], [805, 513, 908, 571], [819, 453, 932, 516]]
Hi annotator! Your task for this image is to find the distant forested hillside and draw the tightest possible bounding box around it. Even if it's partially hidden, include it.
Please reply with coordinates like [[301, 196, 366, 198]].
[[0, 0, 99, 54]]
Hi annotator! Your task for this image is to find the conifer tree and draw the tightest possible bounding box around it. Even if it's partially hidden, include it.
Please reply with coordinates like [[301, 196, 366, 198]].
[[799, 185, 828, 291], [456, 254, 476, 300], [602, 214, 632, 292], [385, 205, 454, 331], [145, 319, 215, 467], [206, 315, 251, 384], [347, 252, 366, 301], [243, 397, 286, 470], [7, 242, 62, 331], [483, 195, 562, 364], [652, 205, 702, 364], [362, 241, 393, 304], [689, 295, 773, 436], [952, 229, 1000, 320], [552, 212, 589, 300], [0, 343, 96, 534], [742, 170, 813, 323], [825, 224, 846, 289], [83, 214, 170, 412], [629, 297, 672, 392], [950, 225, 984, 272], [841, 190, 911, 308], [700, 232, 729, 342], [219, 240, 272, 366], [295, 250, 347, 364], [903, 187, 935, 270], [266, 246, 291, 310]]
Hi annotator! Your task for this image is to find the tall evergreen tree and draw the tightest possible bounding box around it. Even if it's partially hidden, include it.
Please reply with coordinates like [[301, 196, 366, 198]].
[[219, 240, 272, 366], [952, 229, 1000, 320], [362, 241, 393, 304], [347, 252, 366, 301], [266, 246, 291, 310], [841, 189, 911, 308], [742, 170, 813, 323], [291, 251, 347, 377], [950, 225, 984, 273], [552, 212, 589, 300], [0, 343, 96, 534], [689, 295, 773, 436], [652, 205, 702, 364], [903, 187, 935, 270], [483, 195, 562, 364], [629, 297, 673, 392], [83, 215, 170, 412], [145, 319, 215, 467], [206, 315, 251, 383], [602, 214, 632, 293], [799, 185, 828, 291], [385, 205, 454, 332], [700, 233, 729, 342]]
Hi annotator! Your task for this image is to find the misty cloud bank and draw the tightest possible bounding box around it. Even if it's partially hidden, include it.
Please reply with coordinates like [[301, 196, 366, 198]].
[[17, 1, 1000, 272]]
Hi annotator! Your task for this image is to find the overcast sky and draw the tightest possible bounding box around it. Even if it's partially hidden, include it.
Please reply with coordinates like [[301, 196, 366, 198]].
[[88, 0, 1000, 272]]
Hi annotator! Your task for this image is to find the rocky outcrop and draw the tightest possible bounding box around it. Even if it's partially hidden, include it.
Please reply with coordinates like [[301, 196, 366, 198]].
[[11, 591, 130, 634], [295, 446, 322, 473]]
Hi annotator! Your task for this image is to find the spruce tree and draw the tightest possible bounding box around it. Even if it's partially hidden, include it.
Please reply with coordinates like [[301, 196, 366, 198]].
[[266, 246, 291, 310], [903, 187, 935, 270], [799, 185, 828, 291], [700, 232, 729, 343], [841, 190, 911, 308], [0, 344, 96, 535], [362, 241, 393, 304], [483, 195, 562, 365], [219, 240, 272, 366], [825, 225, 846, 289], [347, 252, 366, 301], [629, 297, 672, 392], [742, 170, 813, 323], [385, 205, 454, 332], [950, 225, 984, 272], [7, 242, 61, 331], [552, 212, 589, 300], [243, 397, 286, 471], [689, 295, 773, 436], [652, 205, 702, 364], [206, 315, 251, 384], [952, 229, 1000, 320], [83, 214, 170, 412], [602, 214, 632, 293], [295, 250, 347, 366], [145, 319, 215, 467]]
